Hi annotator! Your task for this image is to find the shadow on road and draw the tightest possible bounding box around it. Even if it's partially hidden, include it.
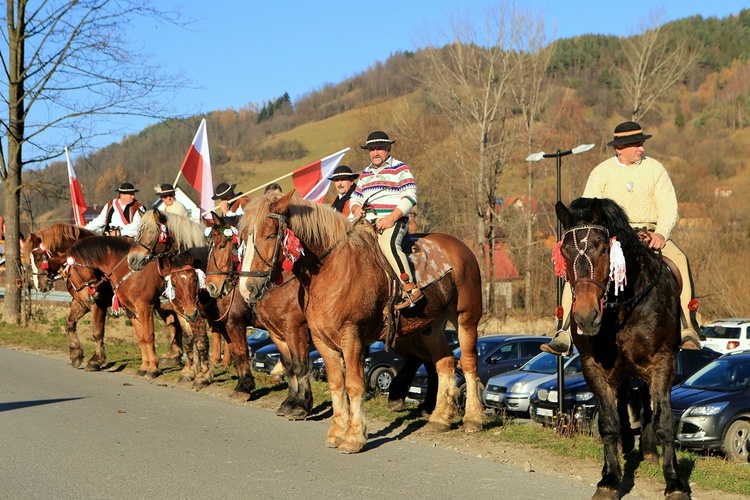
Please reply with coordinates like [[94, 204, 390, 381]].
[[0, 397, 84, 412]]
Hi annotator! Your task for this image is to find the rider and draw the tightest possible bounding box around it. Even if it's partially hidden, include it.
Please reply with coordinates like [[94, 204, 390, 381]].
[[349, 131, 422, 310], [542, 121, 703, 355], [213, 182, 250, 217], [85, 182, 145, 237], [155, 183, 189, 217], [328, 165, 360, 217]]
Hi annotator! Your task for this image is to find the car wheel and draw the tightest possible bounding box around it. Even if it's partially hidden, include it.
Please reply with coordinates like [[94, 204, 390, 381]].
[[722, 420, 750, 462], [369, 367, 395, 393]]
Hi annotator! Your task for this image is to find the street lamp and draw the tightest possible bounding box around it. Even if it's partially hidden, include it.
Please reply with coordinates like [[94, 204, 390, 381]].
[[526, 143, 594, 417]]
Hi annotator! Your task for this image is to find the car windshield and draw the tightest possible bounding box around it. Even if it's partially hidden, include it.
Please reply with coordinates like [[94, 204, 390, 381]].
[[248, 329, 269, 341], [702, 325, 741, 339], [682, 357, 750, 391], [521, 352, 575, 374]]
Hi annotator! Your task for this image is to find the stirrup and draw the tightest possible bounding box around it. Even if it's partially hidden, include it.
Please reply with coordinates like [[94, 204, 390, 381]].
[[394, 288, 423, 311]]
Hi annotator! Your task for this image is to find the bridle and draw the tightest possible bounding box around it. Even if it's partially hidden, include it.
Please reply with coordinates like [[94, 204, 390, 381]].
[[133, 221, 174, 264], [243, 213, 288, 298], [206, 225, 244, 296], [563, 224, 612, 313]]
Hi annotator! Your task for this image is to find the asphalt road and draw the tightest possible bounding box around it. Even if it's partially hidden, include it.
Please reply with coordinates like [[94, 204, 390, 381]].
[[0, 348, 594, 499]]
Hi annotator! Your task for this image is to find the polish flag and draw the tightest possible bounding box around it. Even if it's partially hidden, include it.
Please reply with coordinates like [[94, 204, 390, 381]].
[[65, 147, 87, 226], [178, 118, 214, 215], [291, 147, 350, 203]]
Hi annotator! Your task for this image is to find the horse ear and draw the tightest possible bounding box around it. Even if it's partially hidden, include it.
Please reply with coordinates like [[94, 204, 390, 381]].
[[152, 207, 161, 219], [271, 190, 295, 214], [210, 211, 223, 226], [555, 201, 570, 228]]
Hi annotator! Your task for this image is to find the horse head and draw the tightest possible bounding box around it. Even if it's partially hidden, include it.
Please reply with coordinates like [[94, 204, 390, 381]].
[[169, 252, 202, 323], [128, 209, 206, 271], [555, 198, 617, 336], [241, 191, 294, 304], [205, 212, 241, 298]]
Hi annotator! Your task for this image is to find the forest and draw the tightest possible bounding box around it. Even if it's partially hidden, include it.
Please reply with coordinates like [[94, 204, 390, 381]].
[[16, 8, 750, 322]]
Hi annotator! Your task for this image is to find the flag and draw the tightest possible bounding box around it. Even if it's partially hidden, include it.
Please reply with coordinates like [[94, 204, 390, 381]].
[[178, 118, 214, 215], [65, 147, 87, 226], [291, 147, 350, 203]]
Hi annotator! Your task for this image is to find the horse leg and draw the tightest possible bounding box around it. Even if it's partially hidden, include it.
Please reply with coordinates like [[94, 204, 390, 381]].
[[275, 330, 313, 420], [210, 330, 222, 366], [338, 333, 368, 454], [84, 304, 108, 371], [128, 315, 151, 377], [651, 374, 691, 498], [224, 303, 255, 400], [388, 354, 423, 411], [65, 299, 89, 368], [426, 354, 459, 432], [617, 382, 636, 456], [156, 305, 183, 368], [191, 319, 213, 391], [314, 339, 349, 449], [178, 318, 197, 383], [222, 339, 232, 367], [590, 382, 622, 500], [135, 305, 160, 379]]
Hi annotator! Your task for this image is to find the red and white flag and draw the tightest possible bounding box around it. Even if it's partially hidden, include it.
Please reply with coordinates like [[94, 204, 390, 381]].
[[291, 147, 350, 203], [65, 147, 87, 226], [178, 118, 214, 215]]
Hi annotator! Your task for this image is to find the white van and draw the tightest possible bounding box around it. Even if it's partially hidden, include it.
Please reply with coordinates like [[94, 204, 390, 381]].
[[700, 318, 750, 353]]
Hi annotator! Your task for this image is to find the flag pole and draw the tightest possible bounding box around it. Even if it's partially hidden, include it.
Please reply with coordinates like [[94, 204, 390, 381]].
[[172, 170, 183, 188]]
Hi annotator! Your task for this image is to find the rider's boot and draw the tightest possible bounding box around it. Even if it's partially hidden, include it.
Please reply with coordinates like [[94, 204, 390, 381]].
[[680, 328, 701, 350], [394, 282, 424, 311], [540, 329, 572, 356]]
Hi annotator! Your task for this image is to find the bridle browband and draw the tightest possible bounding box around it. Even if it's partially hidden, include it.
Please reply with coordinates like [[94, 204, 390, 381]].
[[243, 213, 288, 297]]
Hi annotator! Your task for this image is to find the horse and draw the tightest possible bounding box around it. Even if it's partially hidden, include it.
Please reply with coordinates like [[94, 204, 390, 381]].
[[240, 191, 484, 453], [204, 209, 312, 414], [554, 197, 690, 499], [20, 223, 97, 292]]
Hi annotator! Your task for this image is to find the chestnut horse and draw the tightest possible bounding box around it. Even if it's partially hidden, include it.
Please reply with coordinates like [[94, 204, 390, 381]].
[[204, 210, 312, 414], [555, 198, 689, 499], [20, 223, 96, 292], [240, 191, 483, 453]]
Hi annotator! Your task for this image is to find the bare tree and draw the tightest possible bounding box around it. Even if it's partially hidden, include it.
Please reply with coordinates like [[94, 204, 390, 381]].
[[620, 12, 701, 122], [0, 0, 185, 323], [418, 4, 545, 314]]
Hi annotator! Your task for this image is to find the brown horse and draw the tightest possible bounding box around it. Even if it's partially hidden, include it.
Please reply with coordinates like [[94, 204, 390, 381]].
[[204, 210, 312, 414], [240, 191, 484, 453], [555, 198, 689, 499], [20, 223, 96, 292]]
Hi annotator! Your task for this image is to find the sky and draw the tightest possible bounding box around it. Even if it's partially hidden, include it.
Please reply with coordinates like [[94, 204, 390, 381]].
[[102, 0, 747, 150]]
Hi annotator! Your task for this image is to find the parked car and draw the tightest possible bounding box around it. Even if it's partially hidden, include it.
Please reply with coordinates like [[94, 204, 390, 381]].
[[484, 351, 582, 416], [364, 328, 459, 392], [246, 328, 274, 358], [672, 350, 750, 462], [408, 334, 548, 405], [251, 342, 326, 381], [529, 348, 722, 431], [700, 318, 750, 354]]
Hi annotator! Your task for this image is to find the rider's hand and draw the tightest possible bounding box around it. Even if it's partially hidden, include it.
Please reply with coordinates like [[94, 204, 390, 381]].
[[649, 233, 666, 250], [219, 200, 229, 214], [351, 205, 364, 219], [376, 214, 396, 230]]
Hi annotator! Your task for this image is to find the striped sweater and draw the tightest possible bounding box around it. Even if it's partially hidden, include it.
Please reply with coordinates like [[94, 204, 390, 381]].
[[350, 156, 417, 220]]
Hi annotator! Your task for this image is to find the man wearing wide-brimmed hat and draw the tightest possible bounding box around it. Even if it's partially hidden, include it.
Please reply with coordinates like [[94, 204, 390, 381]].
[[543, 121, 702, 356], [328, 165, 360, 217], [155, 183, 189, 217], [85, 182, 146, 237], [350, 131, 422, 310], [212, 182, 250, 217]]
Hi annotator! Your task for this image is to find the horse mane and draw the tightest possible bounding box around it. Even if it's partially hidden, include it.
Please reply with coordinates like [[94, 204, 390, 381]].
[[31, 223, 96, 252], [139, 210, 206, 251], [238, 193, 282, 238], [68, 236, 132, 264]]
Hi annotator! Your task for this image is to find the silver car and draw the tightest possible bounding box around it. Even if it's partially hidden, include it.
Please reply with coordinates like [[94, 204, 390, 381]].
[[484, 351, 582, 416]]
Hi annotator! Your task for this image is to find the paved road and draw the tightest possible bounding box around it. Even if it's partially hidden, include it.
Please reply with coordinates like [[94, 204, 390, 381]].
[[0, 348, 596, 499], [0, 287, 71, 303]]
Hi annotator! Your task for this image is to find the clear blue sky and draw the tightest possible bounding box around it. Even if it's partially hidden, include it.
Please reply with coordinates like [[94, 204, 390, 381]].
[[111, 0, 745, 150]]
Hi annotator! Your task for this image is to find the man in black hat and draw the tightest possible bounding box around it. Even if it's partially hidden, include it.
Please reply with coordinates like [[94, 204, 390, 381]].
[[212, 182, 250, 217], [350, 131, 422, 310], [85, 182, 145, 237], [543, 121, 702, 355], [328, 165, 359, 217], [155, 183, 189, 217]]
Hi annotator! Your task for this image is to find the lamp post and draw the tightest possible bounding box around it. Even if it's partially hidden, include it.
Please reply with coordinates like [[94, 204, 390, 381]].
[[526, 143, 594, 417]]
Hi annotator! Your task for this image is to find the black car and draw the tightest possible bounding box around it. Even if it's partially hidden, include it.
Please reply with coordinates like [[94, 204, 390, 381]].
[[246, 328, 274, 358], [672, 350, 750, 462], [529, 348, 722, 431], [251, 342, 326, 381], [408, 334, 548, 404], [364, 329, 459, 392]]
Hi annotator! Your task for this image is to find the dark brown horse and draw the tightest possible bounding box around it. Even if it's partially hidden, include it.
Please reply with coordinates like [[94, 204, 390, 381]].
[[204, 210, 312, 414], [240, 191, 484, 453], [555, 197, 689, 499], [20, 223, 96, 292]]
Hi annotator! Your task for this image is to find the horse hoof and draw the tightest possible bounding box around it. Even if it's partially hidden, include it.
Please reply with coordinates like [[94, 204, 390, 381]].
[[192, 380, 211, 391], [231, 390, 250, 402], [286, 408, 309, 420], [135, 370, 147, 377], [178, 375, 194, 383], [665, 490, 691, 500], [84, 363, 101, 372], [144, 370, 161, 380], [325, 436, 342, 448], [592, 487, 618, 500], [387, 399, 405, 411], [71, 357, 84, 369], [643, 453, 660, 467], [337, 440, 365, 454], [462, 420, 483, 433], [159, 356, 182, 368], [424, 421, 451, 434]]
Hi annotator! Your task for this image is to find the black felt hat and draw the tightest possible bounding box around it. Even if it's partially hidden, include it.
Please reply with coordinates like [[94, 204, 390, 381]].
[[155, 183, 176, 196], [327, 165, 359, 181], [360, 131, 395, 150], [117, 182, 138, 193], [212, 182, 237, 200], [606, 121, 653, 147]]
